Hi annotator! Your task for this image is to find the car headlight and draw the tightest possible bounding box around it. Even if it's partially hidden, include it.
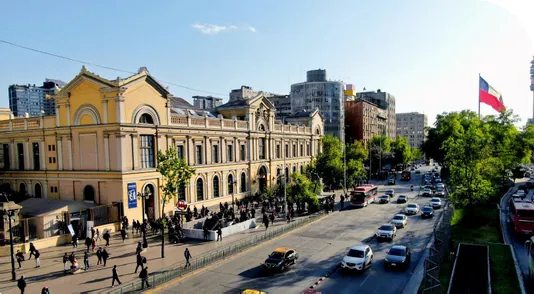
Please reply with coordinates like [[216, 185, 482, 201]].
[[356, 262, 363, 266], [384, 258, 389, 262]]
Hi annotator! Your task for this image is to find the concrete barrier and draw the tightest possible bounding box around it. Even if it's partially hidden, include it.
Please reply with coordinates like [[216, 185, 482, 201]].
[[182, 219, 257, 241]]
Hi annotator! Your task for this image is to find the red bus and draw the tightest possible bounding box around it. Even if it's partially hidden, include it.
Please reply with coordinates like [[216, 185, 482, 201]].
[[509, 199, 534, 235], [350, 184, 378, 207]]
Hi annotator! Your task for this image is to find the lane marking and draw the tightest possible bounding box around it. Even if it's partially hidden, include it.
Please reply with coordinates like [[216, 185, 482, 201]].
[[359, 274, 371, 287]]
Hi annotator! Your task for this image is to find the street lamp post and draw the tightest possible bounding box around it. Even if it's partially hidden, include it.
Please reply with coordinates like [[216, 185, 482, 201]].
[[137, 192, 149, 248], [4, 209, 17, 281], [282, 117, 288, 214]]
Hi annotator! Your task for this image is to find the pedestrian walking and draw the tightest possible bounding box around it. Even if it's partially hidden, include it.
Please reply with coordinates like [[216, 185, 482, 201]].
[[340, 194, 345, 210], [17, 275, 26, 294], [84, 251, 90, 270], [91, 238, 96, 251], [269, 212, 275, 225], [120, 228, 126, 242], [286, 211, 291, 223], [34, 249, 41, 268], [16, 250, 24, 269], [263, 213, 269, 230], [41, 286, 50, 294], [103, 230, 110, 247], [91, 227, 95, 239], [184, 248, 192, 267], [63, 252, 68, 272], [203, 227, 208, 240], [96, 247, 103, 265], [111, 265, 122, 287], [217, 226, 222, 241], [102, 248, 109, 267], [72, 234, 78, 248], [28, 243, 36, 260], [95, 228, 101, 241], [139, 266, 150, 289], [134, 252, 143, 273], [132, 219, 137, 234]]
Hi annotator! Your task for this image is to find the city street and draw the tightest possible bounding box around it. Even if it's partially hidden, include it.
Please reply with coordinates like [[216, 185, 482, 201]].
[[158, 166, 444, 294]]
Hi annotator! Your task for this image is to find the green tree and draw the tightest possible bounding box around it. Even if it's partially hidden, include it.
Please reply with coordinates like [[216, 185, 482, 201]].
[[315, 135, 344, 190], [411, 148, 424, 161], [157, 147, 195, 257], [287, 172, 322, 213], [369, 135, 391, 177], [345, 141, 368, 188], [391, 136, 412, 168]]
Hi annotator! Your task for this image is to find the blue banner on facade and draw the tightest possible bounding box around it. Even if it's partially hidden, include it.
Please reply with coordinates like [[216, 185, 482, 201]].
[[127, 183, 137, 209]]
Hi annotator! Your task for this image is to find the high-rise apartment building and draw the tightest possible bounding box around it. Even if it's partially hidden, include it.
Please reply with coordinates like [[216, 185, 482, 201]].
[[396, 112, 427, 148], [345, 100, 387, 145], [229, 85, 277, 101], [290, 69, 345, 141], [357, 90, 396, 140], [8, 79, 66, 117], [268, 95, 291, 118], [193, 95, 223, 110]]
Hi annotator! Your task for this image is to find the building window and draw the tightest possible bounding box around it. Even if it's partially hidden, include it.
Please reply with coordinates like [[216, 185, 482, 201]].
[[177, 145, 184, 160], [17, 143, 24, 170], [196, 178, 204, 201], [259, 138, 265, 160], [300, 144, 303, 157], [195, 145, 203, 165], [32, 142, 40, 170], [285, 144, 289, 158], [240, 172, 247, 192], [2, 144, 10, 170], [276, 145, 281, 158], [307, 144, 311, 156], [277, 168, 281, 186], [301, 166, 304, 174], [178, 183, 186, 201], [240, 144, 246, 161], [83, 185, 95, 202], [140, 135, 155, 168], [213, 176, 220, 198], [228, 174, 234, 194], [212, 145, 219, 163], [227, 144, 233, 162], [139, 113, 154, 124], [292, 144, 297, 157], [50, 186, 58, 193]]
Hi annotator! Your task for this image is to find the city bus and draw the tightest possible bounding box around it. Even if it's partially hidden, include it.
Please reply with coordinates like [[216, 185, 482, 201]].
[[509, 199, 534, 235], [401, 171, 411, 181], [525, 236, 534, 279], [350, 184, 378, 207]]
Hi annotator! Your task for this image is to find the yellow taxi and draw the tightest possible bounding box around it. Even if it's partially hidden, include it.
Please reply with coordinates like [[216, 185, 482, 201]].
[[241, 290, 267, 294], [263, 247, 299, 271]]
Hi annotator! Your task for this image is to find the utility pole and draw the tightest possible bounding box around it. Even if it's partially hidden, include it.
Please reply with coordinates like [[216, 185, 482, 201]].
[[282, 117, 287, 214], [343, 125, 347, 192]]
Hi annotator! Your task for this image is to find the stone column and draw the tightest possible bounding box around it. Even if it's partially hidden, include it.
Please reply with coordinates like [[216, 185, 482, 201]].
[[131, 134, 138, 170], [220, 136, 225, 163], [65, 104, 71, 126], [9, 140, 15, 170], [40, 141, 46, 170], [234, 137, 238, 162], [102, 100, 108, 123], [115, 134, 124, 171], [104, 134, 110, 171], [186, 135, 192, 165], [24, 139, 30, 170], [204, 136, 209, 165], [66, 136, 73, 170], [55, 105, 60, 127], [56, 137, 63, 170]]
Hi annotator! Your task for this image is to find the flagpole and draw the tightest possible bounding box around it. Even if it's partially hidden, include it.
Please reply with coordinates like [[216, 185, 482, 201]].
[[478, 73, 481, 118]]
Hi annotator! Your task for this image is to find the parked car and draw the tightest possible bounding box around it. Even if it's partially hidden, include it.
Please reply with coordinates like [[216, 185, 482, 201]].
[[385, 190, 395, 198], [391, 214, 408, 228], [421, 206, 434, 218], [384, 245, 412, 269], [387, 178, 396, 185], [404, 203, 420, 215], [376, 224, 397, 241], [397, 195, 408, 203], [379, 195, 390, 204], [431, 198, 442, 209], [422, 188, 432, 197], [263, 247, 299, 271], [341, 245, 374, 272]]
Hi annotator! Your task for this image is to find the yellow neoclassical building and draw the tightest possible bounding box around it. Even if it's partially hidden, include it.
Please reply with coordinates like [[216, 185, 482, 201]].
[[0, 66, 323, 221]]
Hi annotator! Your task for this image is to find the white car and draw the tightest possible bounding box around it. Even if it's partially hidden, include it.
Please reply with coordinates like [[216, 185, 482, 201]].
[[436, 188, 445, 197], [436, 183, 445, 189], [517, 190, 526, 197], [376, 224, 397, 241], [391, 214, 408, 228], [431, 197, 442, 209], [341, 245, 373, 272], [404, 203, 420, 215], [423, 188, 432, 196]]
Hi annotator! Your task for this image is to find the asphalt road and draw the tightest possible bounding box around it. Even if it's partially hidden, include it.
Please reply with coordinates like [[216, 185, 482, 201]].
[[159, 166, 443, 294]]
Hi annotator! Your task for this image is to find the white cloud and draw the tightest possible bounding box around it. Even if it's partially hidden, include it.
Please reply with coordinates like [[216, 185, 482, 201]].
[[192, 23, 257, 35]]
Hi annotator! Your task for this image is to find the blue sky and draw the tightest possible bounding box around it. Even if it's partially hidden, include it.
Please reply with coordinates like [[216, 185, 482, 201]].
[[1, 0, 533, 126]]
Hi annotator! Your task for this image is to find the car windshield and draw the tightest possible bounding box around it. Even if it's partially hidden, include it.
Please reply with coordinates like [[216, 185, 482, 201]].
[[423, 208, 433, 212], [432, 199, 440, 202], [393, 215, 404, 220], [269, 252, 284, 259], [380, 196, 388, 199], [347, 249, 365, 258], [407, 204, 417, 208], [389, 248, 406, 256], [387, 190, 394, 194], [399, 196, 406, 199], [379, 225, 394, 231]]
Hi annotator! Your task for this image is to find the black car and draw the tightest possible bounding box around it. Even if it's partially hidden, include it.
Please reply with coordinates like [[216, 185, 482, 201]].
[[385, 190, 395, 198], [397, 195, 407, 203], [263, 247, 299, 272], [384, 245, 412, 269], [421, 206, 434, 218]]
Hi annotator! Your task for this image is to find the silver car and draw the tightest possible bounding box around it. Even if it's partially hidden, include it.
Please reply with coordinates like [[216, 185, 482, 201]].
[[391, 214, 408, 228], [404, 203, 420, 215]]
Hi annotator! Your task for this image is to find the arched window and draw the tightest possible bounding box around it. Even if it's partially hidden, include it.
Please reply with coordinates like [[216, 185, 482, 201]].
[[213, 176, 220, 198], [228, 174, 234, 194], [240, 172, 247, 192], [196, 178, 204, 201], [34, 183, 42, 198], [293, 166, 297, 173], [139, 113, 154, 124], [259, 124, 265, 131], [178, 183, 186, 201], [83, 185, 95, 202], [300, 166, 304, 174], [19, 182, 26, 196]]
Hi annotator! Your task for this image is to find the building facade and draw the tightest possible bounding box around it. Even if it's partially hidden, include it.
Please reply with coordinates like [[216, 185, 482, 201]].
[[290, 69, 345, 141], [396, 112, 427, 148], [357, 90, 396, 140], [8, 79, 66, 117], [344, 100, 387, 145], [193, 95, 223, 110], [0, 66, 323, 222], [268, 95, 291, 118]]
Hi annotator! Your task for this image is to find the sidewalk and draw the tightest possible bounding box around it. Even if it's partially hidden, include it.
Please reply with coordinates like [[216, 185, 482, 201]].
[[0, 205, 326, 294]]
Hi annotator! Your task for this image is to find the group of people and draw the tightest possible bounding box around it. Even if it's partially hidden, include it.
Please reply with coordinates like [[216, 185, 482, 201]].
[[15, 242, 40, 270], [17, 275, 50, 294]]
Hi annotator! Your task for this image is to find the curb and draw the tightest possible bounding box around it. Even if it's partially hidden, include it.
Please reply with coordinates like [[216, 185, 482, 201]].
[[308, 264, 341, 289]]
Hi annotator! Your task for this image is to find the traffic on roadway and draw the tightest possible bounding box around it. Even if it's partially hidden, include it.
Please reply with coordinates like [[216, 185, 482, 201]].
[[158, 165, 445, 294]]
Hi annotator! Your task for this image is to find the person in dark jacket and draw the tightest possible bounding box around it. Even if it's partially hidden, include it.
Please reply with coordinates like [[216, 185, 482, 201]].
[[101, 248, 109, 267], [84, 251, 90, 270], [85, 237, 92, 251], [263, 213, 269, 230], [120, 228, 126, 242], [41, 286, 50, 294], [139, 266, 150, 289], [63, 252, 69, 272], [111, 265, 121, 287], [135, 242, 143, 255], [134, 252, 143, 273], [217, 226, 222, 241], [17, 275, 26, 294], [28, 243, 36, 260], [184, 248, 192, 267], [34, 250, 41, 268], [72, 235, 78, 248], [103, 231, 110, 247], [16, 250, 24, 269]]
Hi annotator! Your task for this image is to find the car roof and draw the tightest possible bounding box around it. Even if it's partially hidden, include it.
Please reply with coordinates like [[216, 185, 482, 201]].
[[380, 223, 394, 227], [380, 195, 389, 197], [431, 197, 440, 201], [273, 247, 293, 253], [407, 203, 418, 206], [349, 244, 369, 251], [399, 195, 407, 197], [390, 245, 407, 250], [394, 214, 406, 217]]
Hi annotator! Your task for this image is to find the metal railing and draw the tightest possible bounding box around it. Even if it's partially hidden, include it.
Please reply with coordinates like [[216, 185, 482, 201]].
[[420, 202, 454, 294], [106, 212, 325, 294]]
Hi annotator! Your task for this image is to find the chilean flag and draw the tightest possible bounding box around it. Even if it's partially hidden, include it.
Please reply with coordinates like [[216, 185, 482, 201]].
[[479, 76, 505, 112]]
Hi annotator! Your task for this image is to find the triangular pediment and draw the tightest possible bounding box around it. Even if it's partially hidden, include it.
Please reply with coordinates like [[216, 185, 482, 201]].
[[249, 92, 276, 110], [55, 71, 116, 98]]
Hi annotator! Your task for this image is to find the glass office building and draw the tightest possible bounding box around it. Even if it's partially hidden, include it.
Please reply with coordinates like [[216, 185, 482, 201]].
[[8, 79, 65, 117]]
